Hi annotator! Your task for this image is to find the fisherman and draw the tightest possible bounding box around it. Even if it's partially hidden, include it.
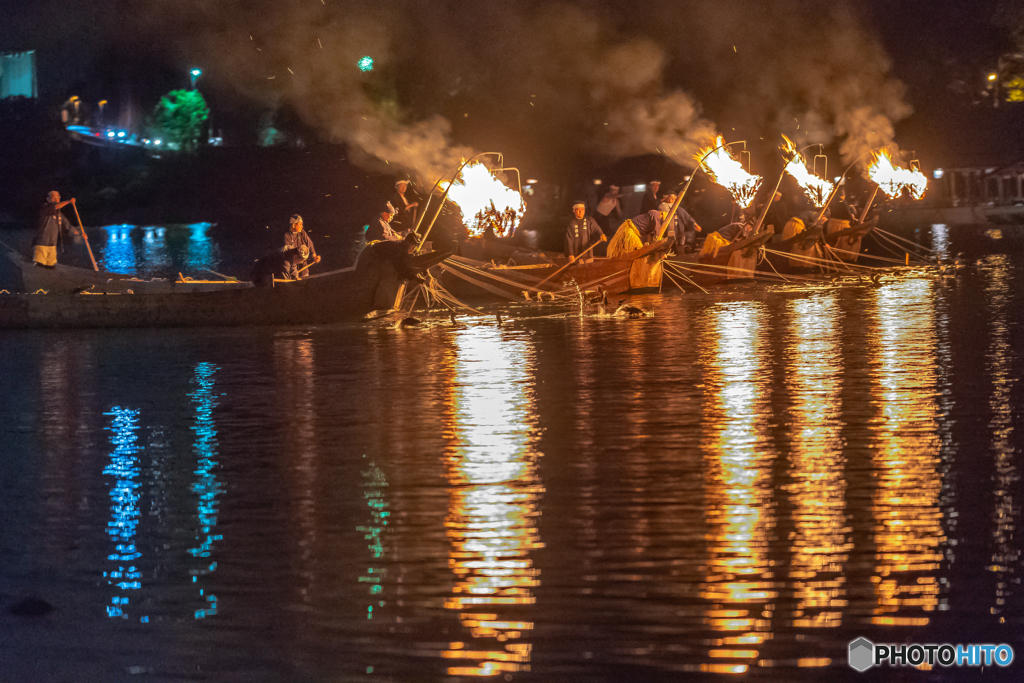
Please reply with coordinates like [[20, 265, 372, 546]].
[[365, 202, 403, 242], [565, 200, 606, 263], [390, 180, 420, 234], [594, 184, 623, 236], [284, 214, 320, 278], [630, 207, 667, 244], [712, 212, 755, 243], [250, 245, 309, 287], [32, 191, 80, 268], [640, 180, 662, 213], [658, 202, 703, 254]]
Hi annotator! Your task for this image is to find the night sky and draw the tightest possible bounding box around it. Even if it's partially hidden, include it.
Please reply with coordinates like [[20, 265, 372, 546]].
[[1, 0, 1020, 179]]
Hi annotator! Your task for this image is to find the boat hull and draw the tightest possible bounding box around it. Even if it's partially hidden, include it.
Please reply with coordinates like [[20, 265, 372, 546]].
[[439, 238, 673, 301], [0, 254, 415, 330]]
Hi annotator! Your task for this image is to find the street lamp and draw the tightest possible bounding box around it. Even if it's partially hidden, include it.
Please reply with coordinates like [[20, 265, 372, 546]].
[[190, 68, 202, 89]]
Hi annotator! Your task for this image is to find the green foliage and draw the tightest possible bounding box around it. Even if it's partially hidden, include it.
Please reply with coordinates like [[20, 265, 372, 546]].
[[150, 89, 209, 153]]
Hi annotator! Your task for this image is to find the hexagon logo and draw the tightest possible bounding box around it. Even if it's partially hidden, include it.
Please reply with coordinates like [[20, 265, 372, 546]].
[[848, 637, 875, 672]]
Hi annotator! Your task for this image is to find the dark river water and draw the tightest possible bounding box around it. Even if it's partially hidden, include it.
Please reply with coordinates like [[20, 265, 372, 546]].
[[1, 222, 1023, 682]]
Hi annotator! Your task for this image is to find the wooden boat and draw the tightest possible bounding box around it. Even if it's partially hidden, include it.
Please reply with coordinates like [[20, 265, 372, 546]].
[[758, 221, 825, 273], [0, 243, 451, 329], [823, 218, 877, 263], [1, 241, 249, 294], [670, 228, 774, 286], [438, 237, 673, 301], [456, 236, 562, 266]]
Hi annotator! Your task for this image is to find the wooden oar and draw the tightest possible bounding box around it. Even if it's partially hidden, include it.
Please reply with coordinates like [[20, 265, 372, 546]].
[[538, 236, 606, 287], [71, 203, 99, 271]]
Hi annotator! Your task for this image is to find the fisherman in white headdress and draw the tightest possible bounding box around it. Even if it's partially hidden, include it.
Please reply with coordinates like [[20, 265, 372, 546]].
[[565, 200, 606, 263]]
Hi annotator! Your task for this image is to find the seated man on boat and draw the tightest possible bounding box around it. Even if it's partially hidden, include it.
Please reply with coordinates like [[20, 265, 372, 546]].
[[250, 245, 310, 287], [284, 214, 320, 278], [658, 200, 703, 254], [357, 232, 454, 283], [565, 200, 606, 263], [365, 202, 403, 242], [32, 191, 80, 268]]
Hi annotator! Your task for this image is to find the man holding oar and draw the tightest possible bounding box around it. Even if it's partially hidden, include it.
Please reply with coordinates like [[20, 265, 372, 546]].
[[284, 214, 320, 278], [565, 200, 606, 264], [31, 191, 80, 268]]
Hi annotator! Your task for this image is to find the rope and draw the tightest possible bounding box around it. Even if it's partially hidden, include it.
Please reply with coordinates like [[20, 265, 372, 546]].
[[664, 262, 709, 293], [874, 227, 939, 256], [826, 244, 904, 267], [870, 230, 930, 264], [759, 251, 791, 282], [762, 247, 858, 273]]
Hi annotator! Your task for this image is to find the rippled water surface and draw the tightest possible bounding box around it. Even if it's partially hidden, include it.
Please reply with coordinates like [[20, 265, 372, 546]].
[[1, 224, 1023, 681]]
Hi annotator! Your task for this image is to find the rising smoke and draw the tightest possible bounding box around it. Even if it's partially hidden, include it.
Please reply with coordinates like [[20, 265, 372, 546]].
[[123, 0, 911, 180]]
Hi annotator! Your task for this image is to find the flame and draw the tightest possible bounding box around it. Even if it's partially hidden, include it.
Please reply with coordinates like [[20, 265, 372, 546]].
[[695, 136, 762, 208], [444, 163, 525, 238], [868, 151, 928, 200], [781, 135, 832, 208]]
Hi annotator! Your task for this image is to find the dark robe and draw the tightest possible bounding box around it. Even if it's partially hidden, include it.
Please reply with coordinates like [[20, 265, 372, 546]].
[[565, 216, 604, 258], [631, 210, 664, 242], [666, 207, 699, 249], [714, 221, 750, 243], [250, 247, 306, 287], [640, 189, 661, 214], [33, 202, 73, 248], [283, 230, 316, 278]]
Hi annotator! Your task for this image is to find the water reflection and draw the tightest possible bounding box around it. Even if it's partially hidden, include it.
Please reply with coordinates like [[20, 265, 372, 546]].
[[983, 255, 1019, 620], [929, 224, 949, 261], [99, 223, 220, 275], [699, 301, 777, 674], [103, 406, 143, 619], [785, 295, 850, 631], [442, 326, 543, 677], [869, 278, 946, 626], [357, 457, 389, 621], [275, 336, 318, 603], [188, 362, 222, 619]]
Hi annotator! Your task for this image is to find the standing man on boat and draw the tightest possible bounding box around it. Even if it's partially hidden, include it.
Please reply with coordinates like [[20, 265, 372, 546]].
[[284, 214, 320, 278], [640, 180, 662, 214], [32, 191, 80, 268], [565, 200, 606, 263], [365, 202, 403, 242], [390, 180, 420, 235], [658, 201, 702, 254]]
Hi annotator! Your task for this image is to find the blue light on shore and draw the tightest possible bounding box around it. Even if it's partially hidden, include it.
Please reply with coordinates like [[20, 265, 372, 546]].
[[358, 56, 374, 72]]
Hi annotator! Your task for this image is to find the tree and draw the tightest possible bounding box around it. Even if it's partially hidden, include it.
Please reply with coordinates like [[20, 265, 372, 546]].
[[150, 89, 209, 153]]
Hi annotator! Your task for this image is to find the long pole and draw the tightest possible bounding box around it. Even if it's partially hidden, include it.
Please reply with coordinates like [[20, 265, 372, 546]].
[[414, 152, 503, 255], [857, 187, 880, 225], [71, 203, 99, 271], [657, 139, 745, 241], [538, 237, 606, 287]]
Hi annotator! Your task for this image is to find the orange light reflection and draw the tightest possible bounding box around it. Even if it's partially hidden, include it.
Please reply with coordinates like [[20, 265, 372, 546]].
[[443, 326, 542, 677]]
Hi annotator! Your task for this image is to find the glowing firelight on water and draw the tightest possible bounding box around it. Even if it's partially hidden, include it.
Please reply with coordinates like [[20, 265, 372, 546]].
[[868, 150, 928, 200], [781, 135, 832, 207], [696, 136, 762, 208], [444, 163, 525, 238]]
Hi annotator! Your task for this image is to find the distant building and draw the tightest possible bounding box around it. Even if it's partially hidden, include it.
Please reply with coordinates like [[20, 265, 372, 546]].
[[0, 50, 38, 99]]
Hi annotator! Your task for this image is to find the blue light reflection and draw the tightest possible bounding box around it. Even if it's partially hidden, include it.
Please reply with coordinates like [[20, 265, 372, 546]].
[[188, 362, 223, 619], [103, 406, 142, 618]]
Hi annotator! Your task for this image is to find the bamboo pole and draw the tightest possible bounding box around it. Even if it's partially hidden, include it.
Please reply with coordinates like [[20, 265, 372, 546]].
[[538, 236, 606, 287], [71, 203, 98, 271]]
